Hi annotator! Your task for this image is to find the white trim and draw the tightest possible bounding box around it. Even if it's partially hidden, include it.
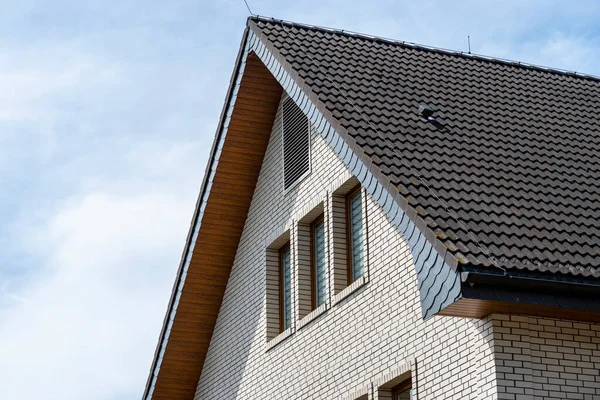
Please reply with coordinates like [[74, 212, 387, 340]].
[[266, 327, 294, 351], [297, 302, 329, 330], [328, 171, 353, 195], [332, 275, 368, 305], [294, 195, 325, 223], [264, 223, 292, 250], [340, 383, 370, 400], [374, 357, 415, 389]]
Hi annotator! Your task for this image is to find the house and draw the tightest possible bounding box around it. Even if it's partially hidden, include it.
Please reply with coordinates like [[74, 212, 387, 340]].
[[142, 16, 600, 400]]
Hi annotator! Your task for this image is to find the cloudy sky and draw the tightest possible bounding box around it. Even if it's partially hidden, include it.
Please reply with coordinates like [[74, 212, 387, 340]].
[[1, 1, 599, 399]]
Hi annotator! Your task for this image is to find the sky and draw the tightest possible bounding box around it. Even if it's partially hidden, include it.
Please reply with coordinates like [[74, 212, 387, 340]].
[[1, 1, 599, 399]]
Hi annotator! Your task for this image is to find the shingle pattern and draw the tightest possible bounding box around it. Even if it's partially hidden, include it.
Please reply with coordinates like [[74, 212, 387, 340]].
[[254, 18, 600, 278]]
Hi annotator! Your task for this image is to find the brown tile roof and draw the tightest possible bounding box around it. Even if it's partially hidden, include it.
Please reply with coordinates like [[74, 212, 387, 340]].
[[252, 17, 600, 278]]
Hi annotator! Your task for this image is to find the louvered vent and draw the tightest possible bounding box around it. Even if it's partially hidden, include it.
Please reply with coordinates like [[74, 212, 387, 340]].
[[282, 97, 310, 190]]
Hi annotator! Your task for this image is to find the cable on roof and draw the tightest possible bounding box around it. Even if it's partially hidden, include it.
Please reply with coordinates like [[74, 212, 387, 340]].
[[276, 20, 509, 275], [243, 0, 256, 16]]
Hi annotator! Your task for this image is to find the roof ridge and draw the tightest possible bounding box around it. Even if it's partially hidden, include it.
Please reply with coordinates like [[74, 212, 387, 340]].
[[249, 16, 600, 84]]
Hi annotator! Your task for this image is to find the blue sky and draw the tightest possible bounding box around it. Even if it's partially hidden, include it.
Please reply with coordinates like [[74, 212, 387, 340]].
[[1, 1, 599, 399]]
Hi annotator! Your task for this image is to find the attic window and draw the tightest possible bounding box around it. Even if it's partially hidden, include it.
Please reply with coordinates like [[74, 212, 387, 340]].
[[282, 97, 310, 190]]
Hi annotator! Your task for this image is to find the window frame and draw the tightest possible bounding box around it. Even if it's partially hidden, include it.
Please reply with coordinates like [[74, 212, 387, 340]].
[[278, 242, 291, 333], [345, 184, 363, 285], [310, 213, 326, 310], [391, 379, 412, 399]]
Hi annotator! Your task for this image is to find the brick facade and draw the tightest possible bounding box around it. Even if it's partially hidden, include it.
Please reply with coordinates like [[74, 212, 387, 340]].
[[194, 93, 600, 399], [494, 316, 600, 399]]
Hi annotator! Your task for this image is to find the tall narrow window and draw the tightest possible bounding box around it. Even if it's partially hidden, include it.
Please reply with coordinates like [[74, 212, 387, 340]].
[[391, 380, 412, 400], [346, 186, 364, 283], [279, 244, 292, 332], [311, 215, 327, 309], [282, 97, 310, 190]]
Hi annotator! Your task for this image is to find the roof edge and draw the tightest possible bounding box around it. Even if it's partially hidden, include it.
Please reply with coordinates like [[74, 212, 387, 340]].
[[249, 16, 600, 84], [461, 271, 600, 314], [142, 25, 252, 400]]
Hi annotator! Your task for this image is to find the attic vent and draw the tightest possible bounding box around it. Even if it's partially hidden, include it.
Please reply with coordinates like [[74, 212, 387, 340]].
[[282, 97, 310, 190]]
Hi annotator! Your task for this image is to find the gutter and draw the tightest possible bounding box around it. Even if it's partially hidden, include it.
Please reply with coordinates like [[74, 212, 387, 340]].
[[461, 270, 600, 309]]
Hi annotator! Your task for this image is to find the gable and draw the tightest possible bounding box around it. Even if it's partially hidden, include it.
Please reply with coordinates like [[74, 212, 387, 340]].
[[144, 17, 600, 400], [144, 21, 461, 399], [195, 90, 469, 399]]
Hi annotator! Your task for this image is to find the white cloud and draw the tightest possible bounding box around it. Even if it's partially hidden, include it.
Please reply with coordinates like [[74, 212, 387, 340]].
[[475, 31, 600, 77], [538, 33, 599, 72], [1, 1, 600, 400], [0, 140, 202, 400], [0, 4, 219, 396], [0, 43, 120, 123]]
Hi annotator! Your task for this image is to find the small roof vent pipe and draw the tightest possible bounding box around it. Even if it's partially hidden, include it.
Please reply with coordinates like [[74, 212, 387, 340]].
[[418, 104, 435, 120]]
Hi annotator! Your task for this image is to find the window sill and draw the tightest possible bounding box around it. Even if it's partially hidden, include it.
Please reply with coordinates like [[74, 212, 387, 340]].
[[333, 275, 367, 305], [298, 302, 329, 330], [266, 327, 293, 351]]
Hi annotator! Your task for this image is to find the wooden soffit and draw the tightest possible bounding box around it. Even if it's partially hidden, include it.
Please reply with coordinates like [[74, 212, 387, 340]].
[[143, 33, 283, 399]]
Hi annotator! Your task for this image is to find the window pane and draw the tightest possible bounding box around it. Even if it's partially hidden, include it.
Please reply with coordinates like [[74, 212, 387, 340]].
[[313, 219, 327, 307], [282, 247, 292, 330], [349, 191, 364, 281], [397, 388, 412, 400]]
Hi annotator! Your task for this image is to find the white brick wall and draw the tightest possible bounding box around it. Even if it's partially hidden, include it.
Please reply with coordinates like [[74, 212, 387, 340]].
[[193, 93, 598, 399], [493, 315, 600, 400]]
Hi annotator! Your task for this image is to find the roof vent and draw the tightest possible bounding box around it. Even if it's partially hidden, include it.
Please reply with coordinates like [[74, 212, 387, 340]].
[[418, 104, 435, 120], [282, 97, 310, 190]]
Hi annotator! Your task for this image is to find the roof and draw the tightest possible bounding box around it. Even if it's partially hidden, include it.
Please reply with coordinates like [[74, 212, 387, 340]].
[[253, 17, 600, 278], [144, 17, 600, 400]]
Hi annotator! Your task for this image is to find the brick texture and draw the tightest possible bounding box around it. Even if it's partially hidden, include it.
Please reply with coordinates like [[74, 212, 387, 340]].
[[493, 315, 600, 400], [194, 93, 598, 399]]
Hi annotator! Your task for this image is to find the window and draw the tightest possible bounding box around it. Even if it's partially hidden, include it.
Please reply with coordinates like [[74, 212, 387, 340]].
[[330, 177, 368, 297], [346, 185, 365, 284], [279, 243, 292, 332], [311, 214, 327, 309], [265, 229, 291, 343], [282, 97, 310, 190], [296, 202, 326, 320], [391, 380, 412, 400]]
